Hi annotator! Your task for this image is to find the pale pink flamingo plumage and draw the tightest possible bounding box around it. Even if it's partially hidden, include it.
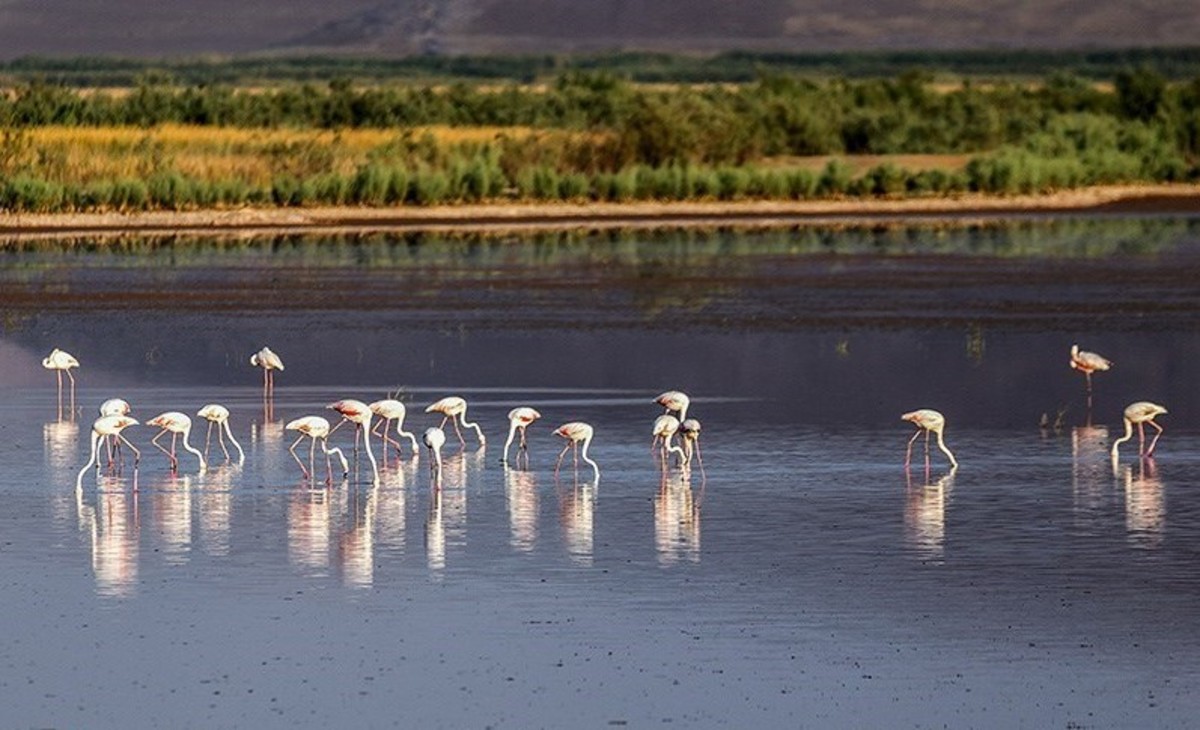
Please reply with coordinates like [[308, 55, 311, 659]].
[[1110, 401, 1167, 461], [902, 409, 958, 469], [502, 407, 541, 465], [425, 396, 486, 447], [75, 415, 139, 490], [146, 411, 207, 472], [554, 422, 600, 483]]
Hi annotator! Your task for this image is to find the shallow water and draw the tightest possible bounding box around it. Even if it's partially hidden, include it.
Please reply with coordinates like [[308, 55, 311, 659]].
[[4, 219, 1200, 727]]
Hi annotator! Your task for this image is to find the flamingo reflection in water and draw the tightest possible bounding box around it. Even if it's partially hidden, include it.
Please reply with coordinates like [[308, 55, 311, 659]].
[[1122, 459, 1165, 550], [902, 409, 958, 470], [904, 468, 956, 563], [505, 466, 539, 553], [559, 480, 595, 566], [76, 477, 140, 598], [655, 471, 701, 567], [340, 485, 377, 589], [288, 489, 331, 574], [286, 416, 349, 485]]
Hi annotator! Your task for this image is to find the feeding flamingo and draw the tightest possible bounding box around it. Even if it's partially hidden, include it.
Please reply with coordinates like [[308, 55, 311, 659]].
[[43, 348, 79, 416], [1110, 401, 1167, 461], [250, 346, 284, 399], [75, 415, 140, 490], [502, 407, 541, 465], [651, 414, 686, 466], [655, 391, 690, 422], [146, 412, 207, 473], [98, 398, 132, 465], [423, 427, 446, 482], [902, 409, 958, 469], [680, 418, 703, 468], [369, 399, 420, 459], [554, 422, 600, 483], [285, 416, 349, 483], [197, 404, 245, 465], [327, 399, 379, 485], [425, 396, 486, 447]]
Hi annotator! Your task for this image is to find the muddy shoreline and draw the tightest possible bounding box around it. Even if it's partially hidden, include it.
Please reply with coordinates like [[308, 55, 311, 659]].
[[0, 184, 1198, 239]]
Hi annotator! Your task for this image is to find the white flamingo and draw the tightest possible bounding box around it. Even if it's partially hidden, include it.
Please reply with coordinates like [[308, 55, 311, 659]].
[[75, 415, 139, 490], [285, 416, 349, 483], [44, 348, 79, 416], [655, 390, 690, 422], [425, 396, 486, 447], [327, 399, 379, 485], [1111, 401, 1167, 461], [423, 427, 446, 483], [147, 412, 207, 472], [680, 418, 703, 468], [197, 404, 245, 465], [250, 346, 284, 398], [554, 422, 599, 483], [369, 399, 420, 459], [651, 414, 686, 465], [902, 409, 958, 469], [502, 407, 541, 465]]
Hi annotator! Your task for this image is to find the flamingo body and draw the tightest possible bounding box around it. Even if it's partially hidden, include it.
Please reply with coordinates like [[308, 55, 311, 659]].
[[1111, 401, 1168, 460], [1070, 344, 1112, 375], [554, 421, 600, 482], [147, 411, 207, 472], [679, 418, 703, 467], [502, 407, 541, 463], [655, 391, 690, 422], [197, 403, 245, 465], [425, 396, 486, 446], [75, 415, 139, 490], [423, 426, 447, 478], [250, 346, 284, 399], [99, 398, 131, 416], [285, 416, 349, 481], [902, 409, 958, 469], [652, 414, 686, 464], [44, 348, 80, 415]]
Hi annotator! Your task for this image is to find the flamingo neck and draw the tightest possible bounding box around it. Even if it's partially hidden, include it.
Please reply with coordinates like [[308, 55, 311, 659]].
[[1111, 417, 1134, 458], [75, 431, 101, 490], [223, 421, 246, 465], [935, 428, 958, 469], [580, 436, 600, 480], [181, 426, 207, 471], [459, 410, 487, 445], [502, 420, 519, 460]]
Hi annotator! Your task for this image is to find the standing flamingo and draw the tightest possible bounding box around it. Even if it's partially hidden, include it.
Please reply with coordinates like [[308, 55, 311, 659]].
[[250, 346, 284, 399], [651, 414, 686, 465], [655, 391, 690, 422], [369, 399, 420, 459], [327, 399, 379, 485], [76, 415, 140, 490], [423, 427, 446, 482], [146, 412, 207, 472], [554, 422, 600, 483], [1070, 344, 1112, 395], [502, 407, 541, 465], [680, 418, 703, 468], [43, 348, 80, 416], [902, 409, 958, 469], [425, 396, 486, 447], [286, 416, 349, 483], [197, 404, 245, 465], [1110, 401, 1168, 460]]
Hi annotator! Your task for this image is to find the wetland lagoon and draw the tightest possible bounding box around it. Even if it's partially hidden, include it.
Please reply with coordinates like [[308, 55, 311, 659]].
[[3, 216, 1200, 727]]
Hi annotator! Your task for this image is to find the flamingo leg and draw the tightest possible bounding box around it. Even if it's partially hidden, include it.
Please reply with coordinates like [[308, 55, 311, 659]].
[[66, 369, 76, 413], [288, 435, 309, 478], [1138, 422, 1146, 456], [1146, 420, 1164, 456], [554, 443, 571, 475], [904, 429, 921, 467], [451, 417, 466, 447], [117, 434, 140, 465], [323, 438, 334, 485], [204, 422, 214, 460], [217, 425, 232, 463], [151, 429, 175, 468], [309, 436, 317, 481], [55, 370, 63, 417]]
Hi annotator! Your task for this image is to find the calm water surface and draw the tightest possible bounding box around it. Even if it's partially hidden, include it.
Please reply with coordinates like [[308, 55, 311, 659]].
[[3, 219, 1200, 727]]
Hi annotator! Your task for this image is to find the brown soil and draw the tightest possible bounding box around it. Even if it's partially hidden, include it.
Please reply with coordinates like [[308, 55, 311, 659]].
[[1, 184, 1199, 240]]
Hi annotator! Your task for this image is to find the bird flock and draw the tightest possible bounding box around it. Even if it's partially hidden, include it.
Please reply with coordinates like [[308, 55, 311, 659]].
[[49, 341, 1164, 492]]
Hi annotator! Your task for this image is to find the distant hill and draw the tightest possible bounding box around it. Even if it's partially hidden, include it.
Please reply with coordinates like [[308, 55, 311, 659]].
[[0, 0, 1197, 59]]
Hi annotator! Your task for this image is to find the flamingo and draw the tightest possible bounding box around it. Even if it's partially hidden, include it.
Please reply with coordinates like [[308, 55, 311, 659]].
[[1110, 401, 1167, 460], [554, 422, 600, 483], [902, 409, 958, 469], [75, 415, 139, 490], [43, 348, 79, 416], [250, 346, 284, 399], [680, 418, 703, 468], [651, 414, 686, 465], [423, 427, 446, 482], [196, 404, 245, 465], [285, 416, 349, 483], [425, 396, 486, 447], [327, 399, 379, 485], [146, 412, 207, 472], [1070, 344, 1112, 395], [98, 398, 132, 465], [502, 407, 541, 465], [655, 391, 690, 422], [369, 399, 420, 459]]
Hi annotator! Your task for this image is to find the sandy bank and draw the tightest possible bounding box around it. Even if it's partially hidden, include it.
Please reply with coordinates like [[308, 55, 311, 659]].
[[1, 184, 1199, 239]]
